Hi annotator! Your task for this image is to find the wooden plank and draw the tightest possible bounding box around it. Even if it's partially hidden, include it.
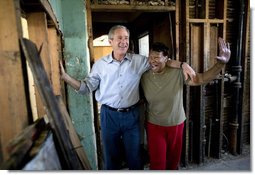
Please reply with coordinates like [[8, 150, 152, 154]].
[[20, 38, 90, 169], [21, 17, 39, 121], [27, 12, 51, 80], [208, 26, 218, 70], [204, 8, 210, 71], [190, 24, 203, 73], [27, 12, 52, 118], [48, 28, 61, 96], [0, 0, 29, 162]]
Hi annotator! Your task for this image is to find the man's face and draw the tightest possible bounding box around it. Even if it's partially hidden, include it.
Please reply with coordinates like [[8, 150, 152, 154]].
[[149, 50, 167, 73], [109, 28, 129, 56]]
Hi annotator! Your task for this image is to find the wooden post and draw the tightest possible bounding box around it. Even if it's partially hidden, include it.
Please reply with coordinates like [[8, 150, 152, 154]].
[[175, 0, 179, 60], [48, 28, 62, 96], [184, 0, 190, 166], [86, 0, 103, 169]]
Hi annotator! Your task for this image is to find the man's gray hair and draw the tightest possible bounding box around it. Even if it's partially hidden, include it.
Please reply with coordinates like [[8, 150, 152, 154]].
[[108, 25, 130, 40]]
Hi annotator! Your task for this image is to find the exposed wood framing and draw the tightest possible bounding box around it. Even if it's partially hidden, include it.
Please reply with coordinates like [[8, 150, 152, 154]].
[[0, 0, 29, 162], [184, 0, 227, 163]]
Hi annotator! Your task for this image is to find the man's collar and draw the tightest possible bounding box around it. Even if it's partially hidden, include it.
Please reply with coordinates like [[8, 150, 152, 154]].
[[104, 52, 132, 63]]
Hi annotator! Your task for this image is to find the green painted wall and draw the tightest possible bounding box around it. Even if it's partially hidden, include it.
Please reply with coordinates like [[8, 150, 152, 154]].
[[49, 0, 97, 169]]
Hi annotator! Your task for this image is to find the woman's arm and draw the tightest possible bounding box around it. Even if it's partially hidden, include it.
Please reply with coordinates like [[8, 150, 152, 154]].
[[187, 61, 225, 86], [187, 37, 231, 86]]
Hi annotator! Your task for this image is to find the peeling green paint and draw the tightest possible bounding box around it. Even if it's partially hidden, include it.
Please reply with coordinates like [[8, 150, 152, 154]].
[[49, 0, 97, 169]]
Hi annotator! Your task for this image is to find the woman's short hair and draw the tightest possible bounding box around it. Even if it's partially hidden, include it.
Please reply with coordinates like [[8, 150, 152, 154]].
[[151, 42, 169, 57]]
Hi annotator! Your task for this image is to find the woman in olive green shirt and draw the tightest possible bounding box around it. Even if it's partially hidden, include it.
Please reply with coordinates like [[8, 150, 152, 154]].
[[141, 39, 231, 170]]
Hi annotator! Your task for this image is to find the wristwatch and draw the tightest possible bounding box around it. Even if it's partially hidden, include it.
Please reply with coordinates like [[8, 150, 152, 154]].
[[180, 62, 184, 69]]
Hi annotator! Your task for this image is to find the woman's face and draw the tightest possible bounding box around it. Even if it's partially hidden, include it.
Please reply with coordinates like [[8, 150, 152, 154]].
[[149, 50, 168, 73]]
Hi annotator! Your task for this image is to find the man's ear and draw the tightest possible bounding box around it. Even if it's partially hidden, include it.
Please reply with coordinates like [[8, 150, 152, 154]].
[[108, 39, 112, 45]]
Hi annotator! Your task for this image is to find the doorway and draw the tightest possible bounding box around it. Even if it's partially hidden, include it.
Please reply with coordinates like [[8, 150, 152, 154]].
[[87, 1, 177, 169]]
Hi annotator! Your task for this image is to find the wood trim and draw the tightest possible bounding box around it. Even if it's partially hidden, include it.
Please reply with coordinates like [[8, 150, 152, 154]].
[[90, 4, 175, 12]]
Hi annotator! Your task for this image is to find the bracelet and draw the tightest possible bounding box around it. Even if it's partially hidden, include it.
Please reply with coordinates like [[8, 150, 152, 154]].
[[180, 62, 184, 69]]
